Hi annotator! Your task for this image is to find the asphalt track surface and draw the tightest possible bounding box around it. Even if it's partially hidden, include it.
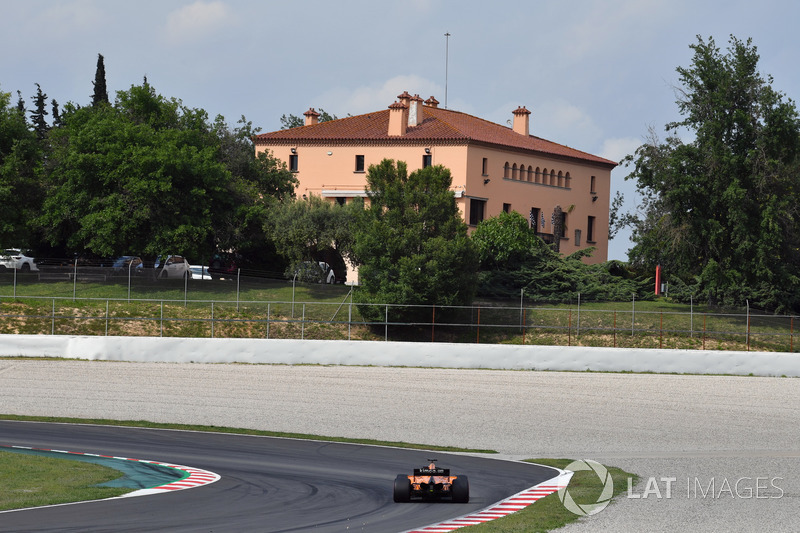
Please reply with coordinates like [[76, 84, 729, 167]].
[[0, 421, 557, 533], [1, 360, 799, 531]]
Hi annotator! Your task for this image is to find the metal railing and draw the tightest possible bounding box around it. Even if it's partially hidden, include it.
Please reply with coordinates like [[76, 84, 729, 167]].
[[1, 291, 797, 352]]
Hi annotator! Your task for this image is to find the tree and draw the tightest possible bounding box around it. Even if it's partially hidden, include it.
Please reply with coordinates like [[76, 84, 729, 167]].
[[622, 35, 800, 311], [92, 53, 109, 106], [352, 160, 478, 320], [266, 194, 358, 279], [30, 83, 49, 140], [38, 82, 233, 260], [51, 99, 61, 127], [0, 86, 43, 247], [279, 108, 337, 129]]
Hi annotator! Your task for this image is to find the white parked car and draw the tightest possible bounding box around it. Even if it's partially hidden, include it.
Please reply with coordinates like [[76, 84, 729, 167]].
[[0, 249, 39, 272], [155, 255, 192, 279]]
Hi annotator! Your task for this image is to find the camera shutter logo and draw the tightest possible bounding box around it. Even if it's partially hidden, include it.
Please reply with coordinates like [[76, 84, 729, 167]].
[[558, 459, 614, 516]]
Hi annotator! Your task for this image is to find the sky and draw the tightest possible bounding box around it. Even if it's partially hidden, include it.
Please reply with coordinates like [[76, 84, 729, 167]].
[[2, 0, 799, 261]]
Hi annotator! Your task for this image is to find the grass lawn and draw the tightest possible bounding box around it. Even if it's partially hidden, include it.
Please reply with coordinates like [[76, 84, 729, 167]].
[[0, 415, 636, 531], [0, 449, 130, 511]]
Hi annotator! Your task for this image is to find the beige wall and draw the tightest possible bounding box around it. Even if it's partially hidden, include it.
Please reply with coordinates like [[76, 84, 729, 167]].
[[257, 142, 610, 264]]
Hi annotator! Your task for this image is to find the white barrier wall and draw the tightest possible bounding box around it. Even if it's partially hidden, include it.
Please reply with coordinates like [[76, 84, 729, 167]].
[[1, 334, 799, 377]]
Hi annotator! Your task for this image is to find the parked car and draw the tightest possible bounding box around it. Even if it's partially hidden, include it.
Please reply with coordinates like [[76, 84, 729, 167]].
[[208, 252, 240, 280], [294, 261, 336, 284], [112, 256, 143, 273], [154, 255, 192, 279], [189, 265, 212, 280], [0, 249, 39, 272]]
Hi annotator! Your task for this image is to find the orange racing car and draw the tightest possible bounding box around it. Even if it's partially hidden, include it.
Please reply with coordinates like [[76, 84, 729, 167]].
[[393, 459, 469, 503]]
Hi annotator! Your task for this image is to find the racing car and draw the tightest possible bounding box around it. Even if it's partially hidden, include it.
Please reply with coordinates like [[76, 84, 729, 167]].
[[393, 459, 469, 503]]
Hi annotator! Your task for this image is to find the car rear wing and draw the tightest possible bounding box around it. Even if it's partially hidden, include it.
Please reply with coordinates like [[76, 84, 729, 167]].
[[414, 467, 450, 476]]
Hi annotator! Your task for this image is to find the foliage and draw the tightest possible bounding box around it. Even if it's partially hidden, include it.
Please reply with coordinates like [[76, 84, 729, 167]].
[[29, 83, 49, 141], [279, 108, 337, 129], [266, 194, 358, 278], [0, 86, 42, 247], [352, 160, 478, 320], [472, 211, 649, 302], [91, 53, 109, 106], [622, 35, 800, 312], [36, 80, 295, 263]]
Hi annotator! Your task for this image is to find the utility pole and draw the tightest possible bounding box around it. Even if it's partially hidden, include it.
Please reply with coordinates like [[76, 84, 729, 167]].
[[444, 32, 450, 109]]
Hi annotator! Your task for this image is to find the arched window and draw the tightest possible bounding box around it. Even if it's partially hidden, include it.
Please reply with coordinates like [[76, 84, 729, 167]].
[[565, 172, 571, 188], [535, 167, 541, 184], [512, 163, 518, 180], [503, 162, 510, 178], [550, 169, 556, 186], [542, 168, 548, 185], [557, 171, 564, 187], [527, 165, 533, 182]]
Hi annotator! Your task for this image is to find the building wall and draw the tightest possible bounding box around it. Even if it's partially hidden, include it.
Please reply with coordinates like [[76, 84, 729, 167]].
[[257, 141, 610, 264]]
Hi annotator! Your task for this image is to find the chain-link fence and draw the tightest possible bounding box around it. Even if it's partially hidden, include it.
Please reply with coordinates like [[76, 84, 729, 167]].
[[1, 267, 798, 352]]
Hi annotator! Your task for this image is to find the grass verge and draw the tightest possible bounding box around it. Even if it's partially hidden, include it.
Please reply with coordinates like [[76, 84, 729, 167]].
[[460, 458, 637, 532], [0, 416, 636, 531], [0, 449, 130, 511]]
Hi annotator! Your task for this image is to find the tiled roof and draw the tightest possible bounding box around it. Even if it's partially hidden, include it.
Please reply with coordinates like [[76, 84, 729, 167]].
[[254, 106, 617, 168]]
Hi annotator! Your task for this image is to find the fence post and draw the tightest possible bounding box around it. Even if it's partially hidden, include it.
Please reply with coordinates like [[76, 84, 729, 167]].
[[746, 300, 750, 351], [160, 301, 164, 337], [659, 311, 663, 349], [522, 308, 526, 345], [211, 302, 214, 338], [266, 303, 270, 339], [432, 305, 435, 343], [577, 293, 581, 339], [613, 310, 616, 348], [236, 268, 240, 313], [105, 300, 109, 336], [73, 258, 77, 301], [568, 309, 572, 346], [703, 314, 706, 350], [385, 305, 388, 342], [13, 267, 16, 299], [631, 292, 635, 336], [348, 297, 352, 341], [791, 316, 794, 353], [690, 295, 694, 338], [301, 303, 305, 340], [476, 307, 480, 344], [51, 298, 55, 335]]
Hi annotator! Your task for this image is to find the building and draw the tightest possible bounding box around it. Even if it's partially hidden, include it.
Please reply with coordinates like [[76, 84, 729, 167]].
[[254, 92, 617, 272]]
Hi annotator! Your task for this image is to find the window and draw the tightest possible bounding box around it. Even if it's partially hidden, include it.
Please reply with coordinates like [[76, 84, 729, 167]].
[[336, 197, 346, 206], [560, 212, 568, 238], [529, 207, 541, 232], [422, 154, 432, 168], [289, 154, 298, 172], [482, 158, 488, 176], [355, 155, 365, 172], [574, 229, 582, 246], [503, 203, 511, 213], [587, 216, 596, 243], [590, 176, 596, 193], [469, 198, 486, 225]]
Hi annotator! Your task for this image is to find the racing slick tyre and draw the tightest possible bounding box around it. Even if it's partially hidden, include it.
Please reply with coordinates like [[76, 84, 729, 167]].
[[452, 475, 469, 503], [394, 475, 411, 502]]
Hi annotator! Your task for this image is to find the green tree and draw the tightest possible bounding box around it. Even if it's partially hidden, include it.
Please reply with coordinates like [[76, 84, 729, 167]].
[[0, 86, 43, 247], [92, 53, 109, 106], [267, 194, 358, 279], [38, 82, 232, 261], [352, 159, 478, 320], [622, 36, 800, 311], [279, 108, 337, 129], [30, 83, 49, 140]]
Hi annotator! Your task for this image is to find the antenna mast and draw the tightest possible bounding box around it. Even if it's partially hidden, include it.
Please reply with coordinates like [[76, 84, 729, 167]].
[[444, 32, 450, 109]]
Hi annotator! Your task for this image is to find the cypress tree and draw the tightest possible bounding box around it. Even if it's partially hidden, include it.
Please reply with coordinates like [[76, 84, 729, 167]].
[[92, 53, 109, 106]]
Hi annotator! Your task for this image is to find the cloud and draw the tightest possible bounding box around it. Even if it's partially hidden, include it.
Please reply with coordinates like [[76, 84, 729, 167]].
[[600, 137, 642, 164], [163, 1, 234, 45]]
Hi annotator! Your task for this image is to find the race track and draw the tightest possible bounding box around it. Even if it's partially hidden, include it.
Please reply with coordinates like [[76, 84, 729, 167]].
[[1, 359, 799, 532], [0, 421, 556, 532]]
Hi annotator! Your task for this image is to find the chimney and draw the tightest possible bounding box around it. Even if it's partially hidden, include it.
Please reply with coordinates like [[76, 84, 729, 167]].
[[425, 96, 439, 108], [408, 94, 424, 127], [388, 101, 408, 136], [512, 106, 531, 136], [304, 108, 320, 126]]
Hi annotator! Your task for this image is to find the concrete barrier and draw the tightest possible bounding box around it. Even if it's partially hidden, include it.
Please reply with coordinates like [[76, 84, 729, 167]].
[[1, 334, 798, 377]]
